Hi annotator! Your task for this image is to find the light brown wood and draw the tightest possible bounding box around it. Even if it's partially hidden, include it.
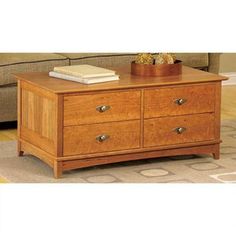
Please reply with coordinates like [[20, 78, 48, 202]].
[[62, 143, 219, 171], [15, 65, 227, 178], [20, 140, 54, 167], [20, 83, 57, 155], [55, 95, 64, 157], [56, 140, 221, 161], [54, 161, 62, 178], [144, 84, 215, 118], [63, 120, 140, 156], [144, 113, 215, 147], [140, 89, 144, 148], [21, 80, 55, 100], [13, 66, 228, 94], [213, 144, 220, 160], [17, 80, 23, 156], [64, 90, 141, 126], [214, 82, 221, 140], [21, 126, 55, 155], [2, 85, 235, 143]]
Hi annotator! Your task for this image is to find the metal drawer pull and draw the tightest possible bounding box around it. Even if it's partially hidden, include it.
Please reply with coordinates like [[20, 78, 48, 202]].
[[174, 127, 187, 134], [174, 98, 187, 105], [96, 105, 111, 113], [96, 134, 110, 142]]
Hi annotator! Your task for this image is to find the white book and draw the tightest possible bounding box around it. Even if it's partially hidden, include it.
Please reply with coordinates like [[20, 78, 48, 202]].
[[53, 64, 116, 78], [49, 71, 119, 84]]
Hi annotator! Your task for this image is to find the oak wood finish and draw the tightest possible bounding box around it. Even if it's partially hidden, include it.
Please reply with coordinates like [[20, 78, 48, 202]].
[[61, 143, 219, 171], [15, 65, 227, 178], [144, 113, 215, 147], [14, 66, 226, 94], [17, 80, 23, 156], [20, 81, 57, 155], [55, 95, 64, 157], [20, 140, 54, 167], [214, 82, 222, 141], [56, 139, 221, 161], [64, 120, 140, 156], [64, 91, 141, 126], [3, 85, 235, 143], [54, 161, 62, 179], [144, 84, 215, 118]]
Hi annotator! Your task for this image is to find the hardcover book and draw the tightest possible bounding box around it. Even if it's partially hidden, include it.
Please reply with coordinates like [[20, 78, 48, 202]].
[[49, 71, 119, 84], [53, 64, 116, 78]]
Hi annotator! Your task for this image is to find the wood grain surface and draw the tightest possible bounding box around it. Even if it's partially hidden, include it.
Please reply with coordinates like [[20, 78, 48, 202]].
[[64, 90, 141, 126], [144, 113, 215, 147], [14, 66, 227, 94], [20, 82, 57, 155], [144, 83, 215, 118], [63, 120, 140, 156]]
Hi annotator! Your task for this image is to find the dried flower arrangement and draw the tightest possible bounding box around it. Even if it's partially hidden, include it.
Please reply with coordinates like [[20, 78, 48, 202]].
[[135, 53, 177, 65]]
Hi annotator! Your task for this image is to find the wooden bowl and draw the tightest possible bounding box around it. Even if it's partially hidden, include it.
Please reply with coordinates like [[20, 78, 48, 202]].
[[131, 60, 182, 77]]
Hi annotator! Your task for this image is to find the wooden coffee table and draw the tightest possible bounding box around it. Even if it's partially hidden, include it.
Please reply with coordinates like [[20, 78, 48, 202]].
[[15, 66, 227, 178]]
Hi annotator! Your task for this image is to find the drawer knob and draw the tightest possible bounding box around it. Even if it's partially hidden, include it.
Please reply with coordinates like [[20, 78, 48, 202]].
[[174, 127, 187, 134], [96, 134, 110, 142], [175, 98, 187, 105], [96, 105, 111, 113]]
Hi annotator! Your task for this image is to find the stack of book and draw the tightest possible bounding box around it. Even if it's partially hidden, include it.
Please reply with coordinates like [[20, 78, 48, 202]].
[[49, 64, 119, 84]]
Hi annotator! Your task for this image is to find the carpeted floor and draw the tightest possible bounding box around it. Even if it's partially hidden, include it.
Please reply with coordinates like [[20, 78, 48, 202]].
[[0, 120, 236, 183]]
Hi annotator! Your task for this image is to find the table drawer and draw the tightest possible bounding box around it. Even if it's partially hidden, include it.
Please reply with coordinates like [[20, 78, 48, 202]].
[[64, 91, 141, 126], [144, 84, 215, 118], [63, 120, 140, 156], [144, 113, 215, 147]]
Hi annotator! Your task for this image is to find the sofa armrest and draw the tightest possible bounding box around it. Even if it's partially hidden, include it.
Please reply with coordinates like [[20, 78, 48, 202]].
[[208, 53, 221, 74]]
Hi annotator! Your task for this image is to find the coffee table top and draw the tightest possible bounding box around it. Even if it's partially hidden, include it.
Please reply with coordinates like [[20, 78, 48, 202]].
[[14, 65, 227, 94]]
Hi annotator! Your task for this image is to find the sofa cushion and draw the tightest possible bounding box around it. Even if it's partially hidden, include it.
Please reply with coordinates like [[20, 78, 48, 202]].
[[0, 53, 69, 86], [59, 53, 138, 67], [59, 53, 209, 69], [58, 53, 130, 60], [208, 53, 221, 74], [72, 55, 137, 67], [175, 53, 209, 68]]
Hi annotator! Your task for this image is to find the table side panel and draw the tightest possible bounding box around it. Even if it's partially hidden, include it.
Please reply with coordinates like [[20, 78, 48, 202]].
[[20, 81, 58, 155]]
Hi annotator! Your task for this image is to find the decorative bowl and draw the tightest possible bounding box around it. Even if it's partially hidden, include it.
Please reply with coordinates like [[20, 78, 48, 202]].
[[131, 60, 182, 77]]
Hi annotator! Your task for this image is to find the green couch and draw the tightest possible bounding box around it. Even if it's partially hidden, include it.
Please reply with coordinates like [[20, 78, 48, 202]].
[[0, 53, 220, 123]]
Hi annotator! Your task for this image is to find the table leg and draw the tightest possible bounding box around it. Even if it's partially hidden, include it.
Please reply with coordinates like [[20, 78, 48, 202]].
[[53, 161, 62, 178], [213, 144, 220, 160], [18, 141, 24, 156]]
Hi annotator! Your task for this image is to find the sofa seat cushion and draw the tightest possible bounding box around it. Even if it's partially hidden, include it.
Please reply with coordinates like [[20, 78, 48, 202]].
[[175, 53, 209, 68], [0, 53, 69, 86]]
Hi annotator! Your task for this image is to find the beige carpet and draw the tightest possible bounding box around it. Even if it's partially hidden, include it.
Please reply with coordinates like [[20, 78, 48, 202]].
[[0, 120, 236, 183]]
